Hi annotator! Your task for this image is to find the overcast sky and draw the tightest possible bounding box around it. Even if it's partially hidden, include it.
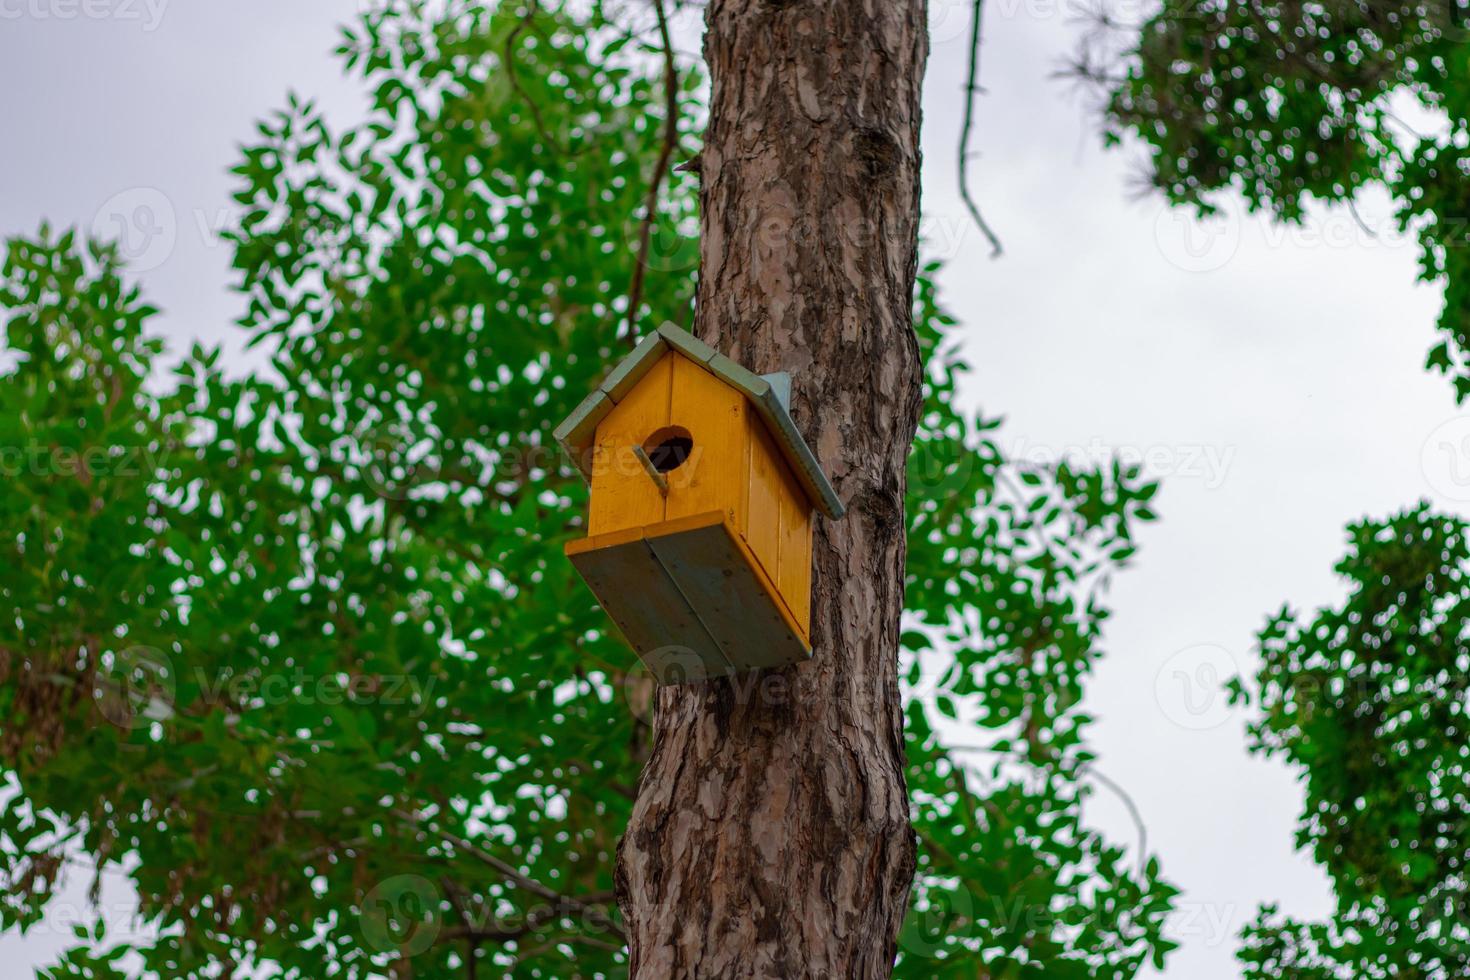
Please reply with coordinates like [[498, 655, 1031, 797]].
[[2, 2, 1466, 978]]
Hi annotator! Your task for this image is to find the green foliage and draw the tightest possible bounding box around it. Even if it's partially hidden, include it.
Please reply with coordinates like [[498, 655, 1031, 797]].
[[1230, 504, 1470, 978], [1091, 0, 1470, 399], [0, 1, 1177, 976]]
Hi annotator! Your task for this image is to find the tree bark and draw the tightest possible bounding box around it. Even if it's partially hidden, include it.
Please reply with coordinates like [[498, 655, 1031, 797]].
[[616, 3, 926, 978]]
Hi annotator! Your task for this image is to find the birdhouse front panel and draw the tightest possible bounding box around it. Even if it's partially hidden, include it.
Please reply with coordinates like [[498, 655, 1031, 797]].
[[587, 352, 673, 535], [554, 323, 844, 685], [587, 351, 755, 536], [665, 354, 748, 525]]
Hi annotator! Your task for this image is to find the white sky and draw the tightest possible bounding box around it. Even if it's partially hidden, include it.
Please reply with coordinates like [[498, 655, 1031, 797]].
[[1, 2, 1465, 978]]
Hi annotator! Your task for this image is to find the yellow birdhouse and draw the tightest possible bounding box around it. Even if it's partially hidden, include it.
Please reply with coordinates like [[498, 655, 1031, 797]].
[[555, 323, 845, 685]]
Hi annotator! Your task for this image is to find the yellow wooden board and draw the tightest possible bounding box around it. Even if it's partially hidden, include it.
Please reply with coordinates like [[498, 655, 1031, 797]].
[[666, 354, 746, 525], [587, 352, 673, 536], [743, 412, 783, 595], [775, 458, 813, 633]]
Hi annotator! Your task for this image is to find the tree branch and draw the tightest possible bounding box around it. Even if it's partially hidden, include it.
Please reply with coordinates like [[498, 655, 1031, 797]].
[[960, 0, 1003, 257], [505, 1, 558, 151], [392, 809, 626, 942], [624, 0, 680, 345], [1079, 763, 1150, 877]]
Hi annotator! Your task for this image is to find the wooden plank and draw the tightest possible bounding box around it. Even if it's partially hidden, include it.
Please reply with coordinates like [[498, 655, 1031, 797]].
[[648, 509, 730, 537], [666, 354, 746, 524], [729, 522, 810, 651], [565, 523, 646, 558], [656, 321, 718, 365], [748, 387, 846, 520], [739, 395, 752, 553], [743, 412, 783, 586], [566, 530, 732, 684], [775, 459, 813, 638], [706, 351, 771, 401], [645, 515, 810, 673], [588, 353, 673, 535], [553, 389, 612, 481], [599, 333, 667, 402]]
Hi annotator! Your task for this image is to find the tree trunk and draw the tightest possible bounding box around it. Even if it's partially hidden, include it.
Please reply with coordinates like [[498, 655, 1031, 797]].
[[615, 3, 926, 978]]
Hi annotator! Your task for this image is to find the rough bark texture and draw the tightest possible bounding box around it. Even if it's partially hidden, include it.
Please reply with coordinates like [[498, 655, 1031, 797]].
[[615, 2, 927, 978]]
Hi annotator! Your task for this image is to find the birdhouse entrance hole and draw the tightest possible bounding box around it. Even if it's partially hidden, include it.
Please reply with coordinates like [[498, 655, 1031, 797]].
[[643, 426, 694, 473]]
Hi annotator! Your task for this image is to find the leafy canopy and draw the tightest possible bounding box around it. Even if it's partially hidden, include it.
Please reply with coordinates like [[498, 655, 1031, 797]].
[[1229, 504, 1470, 979], [1086, 0, 1470, 399], [1, 2, 1176, 976]]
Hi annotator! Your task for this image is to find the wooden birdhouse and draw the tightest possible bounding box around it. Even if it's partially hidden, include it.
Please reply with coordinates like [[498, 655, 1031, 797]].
[[555, 323, 845, 685]]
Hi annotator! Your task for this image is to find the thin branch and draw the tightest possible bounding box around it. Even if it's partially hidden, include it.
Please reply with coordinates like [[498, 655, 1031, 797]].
[[1347, 198, 1378, 238], [397, 811, 558, 903], [513, 932, 624, 965], [1380, 107, 1428, 142], [947, 744, 1153, 878], [1079, 762, 1150, 877], [440, 877, 482, 979], [959, 0, 1004, 258], [505, 1, 558, 150], [393, 809, 626, 942], [624, 0, 680, 346]]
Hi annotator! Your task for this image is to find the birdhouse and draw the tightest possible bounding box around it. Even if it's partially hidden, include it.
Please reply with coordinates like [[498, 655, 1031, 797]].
[[555, 323, 845, 685]]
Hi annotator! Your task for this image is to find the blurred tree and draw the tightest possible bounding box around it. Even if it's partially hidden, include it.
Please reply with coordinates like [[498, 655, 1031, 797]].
[[1229, 504, 1469, 978], [0, 1, 1176, 976], [1080, 0, 1470, 399]]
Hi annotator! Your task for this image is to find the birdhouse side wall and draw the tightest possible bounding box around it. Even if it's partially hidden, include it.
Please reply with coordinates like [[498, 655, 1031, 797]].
[[775, 454, 814, 632], [741, 412, 814, 641], [744, 417, 784, 586]]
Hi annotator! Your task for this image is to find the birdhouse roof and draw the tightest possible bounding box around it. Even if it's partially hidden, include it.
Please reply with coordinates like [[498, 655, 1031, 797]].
[[554, 322, 845, 520]]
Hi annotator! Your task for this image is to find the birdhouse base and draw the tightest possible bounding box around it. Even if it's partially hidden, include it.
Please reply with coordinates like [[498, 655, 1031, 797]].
[[566, 511, 812, 685]]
